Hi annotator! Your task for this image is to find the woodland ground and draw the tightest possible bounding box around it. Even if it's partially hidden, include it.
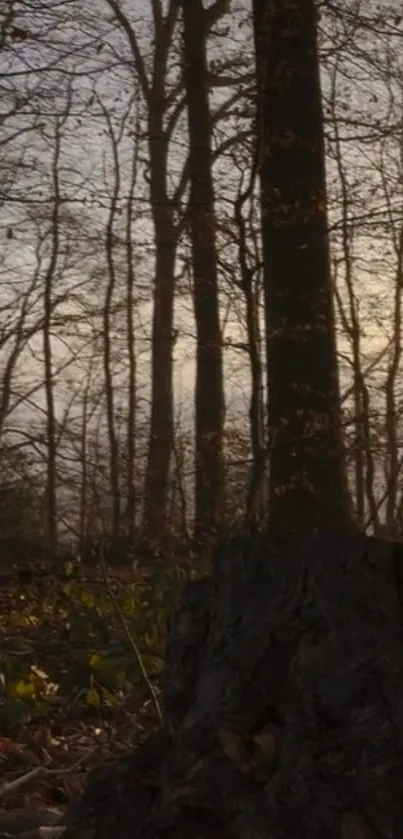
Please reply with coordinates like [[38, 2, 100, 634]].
[[0, 559, 188, 817], [3, 534, 403, 839]]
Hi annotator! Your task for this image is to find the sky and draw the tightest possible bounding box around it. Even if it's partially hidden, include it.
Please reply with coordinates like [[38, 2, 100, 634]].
[[1, 0, 403, 476], [0, 0, 257, 442]]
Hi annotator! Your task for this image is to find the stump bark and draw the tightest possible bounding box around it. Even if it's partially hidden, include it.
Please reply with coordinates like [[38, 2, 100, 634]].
[[63, 531, 403, 839]]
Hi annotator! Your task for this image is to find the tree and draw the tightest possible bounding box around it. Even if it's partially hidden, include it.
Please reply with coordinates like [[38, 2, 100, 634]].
[[181, 0, 226, 542], [253, 0, 355, 534], [41, 109, 67, 557], [0, 0, 120, 555], [103, 0, 185, 544]]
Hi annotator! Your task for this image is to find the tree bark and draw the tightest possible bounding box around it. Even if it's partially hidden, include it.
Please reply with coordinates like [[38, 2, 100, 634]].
[[141, 54, 177, 545], [181, 0, 225, 543], [142, 201, 176, 543], [234, 163, 266, 518], [125, 123, 140, 541], [42, 116, 62, 557], [253, 0, 355, 534], [101, 101, 122, 540], [63, 531, 403, 839]]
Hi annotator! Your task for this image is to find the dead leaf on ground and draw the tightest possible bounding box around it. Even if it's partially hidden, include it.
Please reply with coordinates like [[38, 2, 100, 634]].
[[217, 729, 251, 770], [341, 811, 377, 839], [252, 722, 282, 766]]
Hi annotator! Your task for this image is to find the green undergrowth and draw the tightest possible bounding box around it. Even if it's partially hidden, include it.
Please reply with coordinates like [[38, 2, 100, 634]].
[[0, 560, 197, 735]]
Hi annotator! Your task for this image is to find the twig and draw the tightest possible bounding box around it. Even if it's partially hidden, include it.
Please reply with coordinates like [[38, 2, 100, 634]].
[[99, 543, 163, 724], [0, 769, 43, 799], [0, 747, 98, 799], [0, 828, 66, 839]]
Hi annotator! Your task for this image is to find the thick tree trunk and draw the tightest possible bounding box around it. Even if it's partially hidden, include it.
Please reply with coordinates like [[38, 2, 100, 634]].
[[253, 0, 355, 534], [63, 531, 403, 839], [181, 0, 225, 543]]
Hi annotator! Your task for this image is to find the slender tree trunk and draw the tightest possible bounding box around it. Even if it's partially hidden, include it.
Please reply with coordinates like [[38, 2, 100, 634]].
[[253, 0, 355, 534], [125, 121, 139, 542], [384, 127, 403, 536], [78, 385, 89, 560], [101, 103, 121, 541], [234, 165, 266, 517], [181, 0, 225, 542], [42, 117, 62, 557], [78, 355, 100, 559], [142, 186, 176, 543], [104, 0, 182, 548], [141, 8, 179, 545]]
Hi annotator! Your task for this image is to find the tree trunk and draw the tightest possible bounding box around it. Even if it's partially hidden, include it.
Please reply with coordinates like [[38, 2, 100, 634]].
[[141, 7, 180, 546], [253, 0, 355, 534], [234, 164, 266, 518], [125, 128, 139, 542], [102, 103, 121, 541], [181, 0, 225, 543], [106, 0, 182, 547], [142, 206, 176, 543], [42, 117, 61, 557], [63, 531, 403, 839]]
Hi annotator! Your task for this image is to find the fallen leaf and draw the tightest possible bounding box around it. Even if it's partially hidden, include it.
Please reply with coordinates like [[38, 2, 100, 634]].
[[341, 811, 377, 839], [252, 722, 282, 766], [217, 729, 251, 769]]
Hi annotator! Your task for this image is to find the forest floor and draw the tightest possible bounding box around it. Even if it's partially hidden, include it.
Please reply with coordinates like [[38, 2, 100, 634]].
[[0, 559, 186, 817], [3, 535, 403, 839]]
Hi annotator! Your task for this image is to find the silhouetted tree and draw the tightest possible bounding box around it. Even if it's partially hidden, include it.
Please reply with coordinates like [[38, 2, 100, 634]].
[[181, 0, 226, 542], [253, 0, 355, 533]]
